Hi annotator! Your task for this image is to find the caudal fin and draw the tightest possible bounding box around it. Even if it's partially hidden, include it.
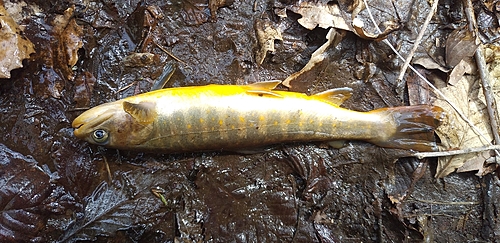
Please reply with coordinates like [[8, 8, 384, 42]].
[[371, 105, 445, 152]]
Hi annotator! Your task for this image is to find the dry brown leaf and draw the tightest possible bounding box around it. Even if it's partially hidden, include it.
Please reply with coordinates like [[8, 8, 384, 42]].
[[351, 17, 399, 41], [484, 45, 500, 80], [282, 28, 342, 88], [288, 1, 351, 31], [254, 18, 283, 65], [433, 77, 493, 178], [0, 4, 35, 79], [455, 150, 491, 176], [448, 58, 476, 85]]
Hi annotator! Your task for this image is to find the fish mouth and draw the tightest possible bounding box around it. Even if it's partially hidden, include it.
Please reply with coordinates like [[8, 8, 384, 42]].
[[72, 103, 119, 139]]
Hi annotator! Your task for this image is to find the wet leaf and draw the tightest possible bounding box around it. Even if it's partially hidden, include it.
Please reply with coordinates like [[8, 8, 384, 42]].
[[445, 28, 478, 67], [52, 7, 83, 73], [73, 71, 96, 108], [122, 52, 159, 67], [0, 4, 35, 79], [181, 0, 209, 26], [0, 144, 52, 242], [351, 17, 399, 41], [209, 0, 234, 19], [59, 168, 180, 242], [288, 0, 397, 40]]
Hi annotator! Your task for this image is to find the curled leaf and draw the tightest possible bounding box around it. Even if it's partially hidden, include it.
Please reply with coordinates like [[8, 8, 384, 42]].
[[254, 18, 283, 65], [282, 28, 343, 88]]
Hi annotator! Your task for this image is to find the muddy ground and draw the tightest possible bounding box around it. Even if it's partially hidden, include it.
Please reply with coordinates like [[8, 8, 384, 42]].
[[0, 0, 499, 242]]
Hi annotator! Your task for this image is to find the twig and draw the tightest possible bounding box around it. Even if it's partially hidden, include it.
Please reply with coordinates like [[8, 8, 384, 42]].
[[397, 0, 439, 82], [410, 198, 480, 205], [154, 41, 187, 65], [101, 154, 113, 182], [116, 80, 139, 93], [413, 145, 500, 159], [363, 0, 494, 148], [464, 0, 500, 158]]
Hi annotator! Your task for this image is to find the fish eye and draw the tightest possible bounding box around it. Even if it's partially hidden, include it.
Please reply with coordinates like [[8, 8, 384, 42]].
[[92, 129, 109, 144]]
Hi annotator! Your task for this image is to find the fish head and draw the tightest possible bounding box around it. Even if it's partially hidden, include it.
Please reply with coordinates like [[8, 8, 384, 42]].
[[72, 100, 157, 150]]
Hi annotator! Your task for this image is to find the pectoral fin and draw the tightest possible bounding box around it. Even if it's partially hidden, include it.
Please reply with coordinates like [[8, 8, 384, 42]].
[[123, 101, 157, 124], [312, 87, 353, 106], [246, 80, 283, 97]]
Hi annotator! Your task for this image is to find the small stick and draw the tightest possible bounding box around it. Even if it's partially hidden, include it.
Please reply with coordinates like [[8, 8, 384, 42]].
[[397, 0, 439, 83], [116, 80, 139, 93], [464, 0, 500, 156], [101, 154, 113, 182], [410, 198, 480, 205], [413, 145, 500, 159], [154, 41, 187, 65]]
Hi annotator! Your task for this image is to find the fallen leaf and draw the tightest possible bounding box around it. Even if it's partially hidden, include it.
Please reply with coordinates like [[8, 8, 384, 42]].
[[254, 18, 283, 65], [456, 150, 491, 176], [434, 44, 500, 178], [59, 171, 167, 242], [122, 52, 159, 67], [448, 58, 476, 85], [52, 7, 83, 71], [484, 45, 500, 80], [74, 71, 97, 108], [351, 17, 399, 41], [445, 28, 478, 67], [282, 28, 343, 88], [181, 0, 209, 26], [209, 0, 234, 20], [0, 144, 56, 242], [288, 1, 351, 31], [288, 1, 397, 41], [433, 76, 492, 178], [0, 4, 35, 79], [413, 57, 449, 73]]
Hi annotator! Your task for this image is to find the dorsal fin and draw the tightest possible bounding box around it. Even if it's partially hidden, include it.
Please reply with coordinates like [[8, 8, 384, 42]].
[[246, 80, 282, 90], [312, 87, 353, 105], [245, 80, 283, 97], [123, 101, 157, 124]]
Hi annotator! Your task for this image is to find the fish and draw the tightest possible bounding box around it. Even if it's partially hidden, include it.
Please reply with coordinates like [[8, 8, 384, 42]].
[[72, 81, 445, 153]]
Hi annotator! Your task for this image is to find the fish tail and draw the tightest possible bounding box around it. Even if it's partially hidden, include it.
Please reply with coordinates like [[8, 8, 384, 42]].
[[371, 105, 445, 152]]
